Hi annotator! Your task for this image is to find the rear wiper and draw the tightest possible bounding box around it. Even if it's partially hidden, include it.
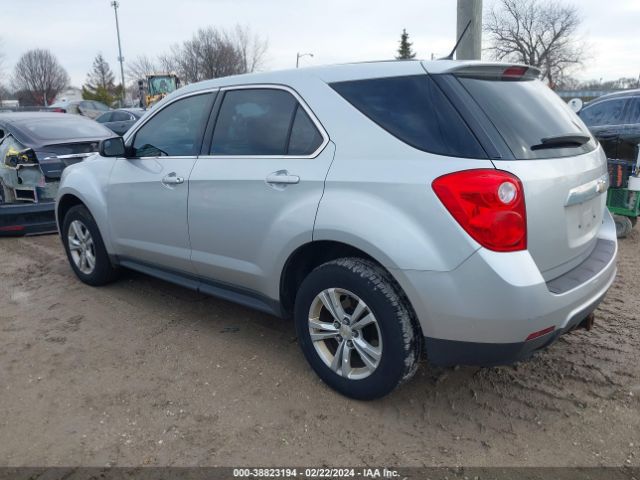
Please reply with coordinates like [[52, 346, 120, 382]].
[[531, 134, 591, 151]]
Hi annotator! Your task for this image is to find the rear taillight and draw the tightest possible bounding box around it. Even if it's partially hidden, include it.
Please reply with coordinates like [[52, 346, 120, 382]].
[[432, 169, 527, 252]]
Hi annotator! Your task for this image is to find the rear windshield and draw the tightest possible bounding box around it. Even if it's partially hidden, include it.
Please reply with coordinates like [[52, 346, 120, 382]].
[[16, 117, 111, 141], [331, 75, 486, 158], [457, 77, 595, 160]]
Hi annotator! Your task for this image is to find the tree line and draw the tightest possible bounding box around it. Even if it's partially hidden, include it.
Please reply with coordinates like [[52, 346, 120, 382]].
[[0, 24, 267, 107], [0, 1, 630, 106]]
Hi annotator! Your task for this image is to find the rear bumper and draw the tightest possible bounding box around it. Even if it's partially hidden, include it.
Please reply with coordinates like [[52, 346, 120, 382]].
[[392, 210, 618, 365], [424, 291, 605, 367], [0, 202, 57, 236]]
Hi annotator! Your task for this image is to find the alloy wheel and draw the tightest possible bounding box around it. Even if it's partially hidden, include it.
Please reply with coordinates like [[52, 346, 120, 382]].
[[67, 220, 96, 275], [308, 288, 383, 380]]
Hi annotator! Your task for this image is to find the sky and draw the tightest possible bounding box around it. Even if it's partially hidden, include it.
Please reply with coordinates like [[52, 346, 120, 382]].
[[1, 0, 639, 88]]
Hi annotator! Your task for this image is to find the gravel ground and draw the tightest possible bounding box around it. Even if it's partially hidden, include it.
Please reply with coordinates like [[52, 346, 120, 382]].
[[0, 230, 638, 467]]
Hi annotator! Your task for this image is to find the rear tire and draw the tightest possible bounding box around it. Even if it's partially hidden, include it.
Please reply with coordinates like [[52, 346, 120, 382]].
[[62, 205, 119, 286], [613, 214, 633, 238], [294, 257, 421, 400]]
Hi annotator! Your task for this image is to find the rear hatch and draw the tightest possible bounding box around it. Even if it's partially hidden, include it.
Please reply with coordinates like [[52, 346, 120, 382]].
[[433, 64, 607, 280]]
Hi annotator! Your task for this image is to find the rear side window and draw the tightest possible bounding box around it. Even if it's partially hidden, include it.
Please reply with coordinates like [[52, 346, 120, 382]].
[[458, 76, 596, 159], [288, 105, 323, 155], [330, 75, 486, 158]]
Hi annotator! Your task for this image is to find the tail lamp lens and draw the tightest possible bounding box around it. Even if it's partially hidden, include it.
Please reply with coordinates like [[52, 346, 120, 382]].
[[432, 169, 527, 252], [502, 66, 528, 79]]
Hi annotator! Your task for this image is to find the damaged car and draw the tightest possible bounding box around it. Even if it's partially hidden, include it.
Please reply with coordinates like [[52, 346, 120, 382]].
[[0, 113, 112, 235]]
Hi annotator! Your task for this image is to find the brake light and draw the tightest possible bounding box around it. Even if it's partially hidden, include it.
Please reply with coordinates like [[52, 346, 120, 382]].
[[432, 169, 527, 252], [502, 66, 528, 80]]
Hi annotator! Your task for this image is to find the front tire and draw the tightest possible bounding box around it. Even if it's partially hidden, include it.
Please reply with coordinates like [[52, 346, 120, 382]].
[[62, 205, 119, 286], [294, 257, 421, 400]]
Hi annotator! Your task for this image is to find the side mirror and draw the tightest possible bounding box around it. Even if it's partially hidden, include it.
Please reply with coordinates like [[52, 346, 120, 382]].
[[99, 137, 126, 157]]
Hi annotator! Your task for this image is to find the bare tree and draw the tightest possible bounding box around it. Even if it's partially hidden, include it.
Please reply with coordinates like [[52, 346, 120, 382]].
[[233, 25, 268, 73], [162, 25, 268, 84], [484, 0, 585, 87], [12, 49, 69, 106], [126, 54, 159, 83]]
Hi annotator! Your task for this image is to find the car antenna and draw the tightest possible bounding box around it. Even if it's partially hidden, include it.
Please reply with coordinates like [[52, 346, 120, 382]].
[[439, 20, 472, 60]]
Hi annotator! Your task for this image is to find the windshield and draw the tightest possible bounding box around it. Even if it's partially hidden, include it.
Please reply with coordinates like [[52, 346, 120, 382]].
[[149, 77, 177, 96], [457, 77, 596, 160]]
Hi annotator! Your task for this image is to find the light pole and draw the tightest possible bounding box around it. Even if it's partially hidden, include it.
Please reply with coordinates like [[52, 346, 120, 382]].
[[456, 0, 482, 60], [296, 52, 314, 68], [111, 1, 126, 106]]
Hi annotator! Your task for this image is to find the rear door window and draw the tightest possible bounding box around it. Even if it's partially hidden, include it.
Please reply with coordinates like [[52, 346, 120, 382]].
[[458, 76, 596, 159], [210, 89, 299, 156], [331, 75, 486, 158], [580, 99, 627, 127]]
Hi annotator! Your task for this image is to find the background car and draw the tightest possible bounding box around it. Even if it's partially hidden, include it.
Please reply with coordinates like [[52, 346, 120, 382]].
[[578, 89, 640, 164], [0, 112, 113, 235], [95, 108, 144, 136], [578, 90, 640, 236], [49, 100, 111, 119]]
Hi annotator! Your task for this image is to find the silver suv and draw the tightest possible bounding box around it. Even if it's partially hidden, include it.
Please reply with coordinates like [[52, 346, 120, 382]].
[[56, 61, 617, 399]]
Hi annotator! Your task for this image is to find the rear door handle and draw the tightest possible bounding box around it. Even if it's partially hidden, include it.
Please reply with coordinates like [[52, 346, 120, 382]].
[[266, 170, 300, 185], [162, 172, 184, 185]]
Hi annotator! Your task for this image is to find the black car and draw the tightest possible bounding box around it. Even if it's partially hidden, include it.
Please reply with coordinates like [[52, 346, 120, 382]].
[[578, 89, 640, 168], [0, 112, 113, 235], [95, 108, 144, 136]]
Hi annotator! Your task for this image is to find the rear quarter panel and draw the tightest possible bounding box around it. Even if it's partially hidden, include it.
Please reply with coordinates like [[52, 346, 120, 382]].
[[307, 80, 492, 272]]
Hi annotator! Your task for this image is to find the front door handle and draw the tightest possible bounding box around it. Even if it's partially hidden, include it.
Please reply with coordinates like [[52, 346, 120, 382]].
[[162, 172, 184, 185], [266, 170, 300, 185]]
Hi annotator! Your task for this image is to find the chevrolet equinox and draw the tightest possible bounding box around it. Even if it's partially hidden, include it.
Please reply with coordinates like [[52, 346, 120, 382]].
[[56, 61, 618, 399]]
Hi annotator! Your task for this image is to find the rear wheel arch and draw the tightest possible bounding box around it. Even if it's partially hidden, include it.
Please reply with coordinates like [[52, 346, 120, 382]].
[[279, 240, 419, 324]]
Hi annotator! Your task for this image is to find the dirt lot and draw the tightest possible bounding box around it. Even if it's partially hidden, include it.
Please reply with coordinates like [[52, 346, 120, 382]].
[[0, 230, 638, 468]]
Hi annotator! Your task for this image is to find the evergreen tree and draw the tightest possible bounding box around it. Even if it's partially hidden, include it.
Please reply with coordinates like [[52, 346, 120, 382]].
[[396, 29, 416, 60], [82, 53, 117, 106]]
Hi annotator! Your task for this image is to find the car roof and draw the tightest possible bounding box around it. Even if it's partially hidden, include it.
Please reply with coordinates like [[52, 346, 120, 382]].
[[162, 59, 530, 102], [587, 88, 640, 104]]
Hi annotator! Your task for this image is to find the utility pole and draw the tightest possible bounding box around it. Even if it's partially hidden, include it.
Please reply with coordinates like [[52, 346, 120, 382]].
[[296, 52, 313, 68], [111, 1, 126, 106], [456, 0, 483, 60]]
